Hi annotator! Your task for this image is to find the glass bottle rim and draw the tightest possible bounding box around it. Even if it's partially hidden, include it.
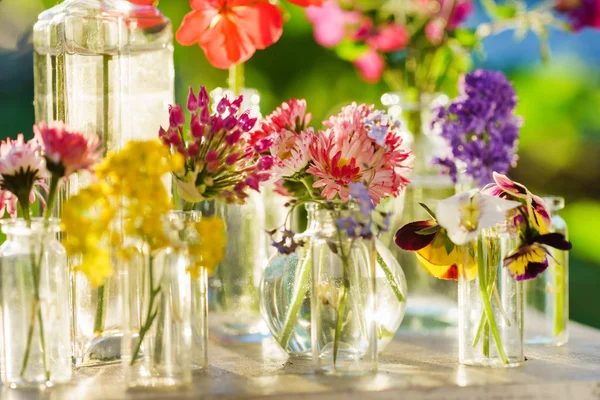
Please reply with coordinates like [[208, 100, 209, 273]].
[[1, 218, 61, 235], [540, 196, 565, 211], [166, 210, 202, 223]]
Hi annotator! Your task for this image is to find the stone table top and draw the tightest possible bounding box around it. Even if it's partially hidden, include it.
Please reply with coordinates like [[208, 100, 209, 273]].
[[4, 322, 600, 400]]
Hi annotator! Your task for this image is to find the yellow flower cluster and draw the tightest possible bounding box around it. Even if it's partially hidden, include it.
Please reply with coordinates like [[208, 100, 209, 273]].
[[63, 140, 184, 287], [188, 216, 227, 278]]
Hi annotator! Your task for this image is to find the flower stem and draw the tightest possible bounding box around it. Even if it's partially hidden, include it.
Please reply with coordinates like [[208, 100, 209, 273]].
[[228, 63, 245, 96], [183, 201, 194, 212], [278, 246, 312, 350], [553, 261, 565, 337], [333, 221, 351, 367], [130, 255, 161, 366], [376, 252, 404, 304], [93, 285, 108, 334], [43, 175, 60, 220], [477, 236, 509, 365]]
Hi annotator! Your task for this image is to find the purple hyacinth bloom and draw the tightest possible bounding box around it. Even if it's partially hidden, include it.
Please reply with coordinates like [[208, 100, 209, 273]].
[[336, 216, 358, 237], [432, 69, 522, 187], [349, 182, 374, 217]]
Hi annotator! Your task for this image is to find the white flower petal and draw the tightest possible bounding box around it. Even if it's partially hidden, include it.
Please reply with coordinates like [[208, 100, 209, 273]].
[[476, 194, 520, 230]]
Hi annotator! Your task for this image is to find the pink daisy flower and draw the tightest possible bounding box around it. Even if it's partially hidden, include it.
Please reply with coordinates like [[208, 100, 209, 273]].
[[34, 121, 102, 178], [270, 129, 314, 177]]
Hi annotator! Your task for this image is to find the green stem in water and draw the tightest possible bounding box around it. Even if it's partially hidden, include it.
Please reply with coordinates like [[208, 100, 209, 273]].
[[44, 175, 60, 220], [552, 255, 566, 337], [376, 253, 405, 304], [278, 246, 312, 350], [130, 255, 161, 366], [332, 222, 351, 367], [228, 63, 245, 96], [477, 236, 509, 365], [183, 201, 195, 212], [93, 285, 108, 334]]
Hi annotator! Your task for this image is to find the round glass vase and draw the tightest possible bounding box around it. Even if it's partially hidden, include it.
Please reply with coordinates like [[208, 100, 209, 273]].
[[458, 224, 524, 368], [310, 207, 379, 375], [260, 204, 407, 358], [382, 92, 458, 331], [121, 240, 193, 388], [0, 219, 72, 388], [525, 196, 569, 346], [166, 211, 208, 370]]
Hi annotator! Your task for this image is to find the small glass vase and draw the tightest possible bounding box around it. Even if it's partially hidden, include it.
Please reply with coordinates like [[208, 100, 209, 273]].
[[0, 219, 72, 388], [310, 208, 378, 375], [458, 224, 524, 368], [166, 211, 208, 369], [525, 196, 569, 346], [208, 192, 270, 341], [382, 92, 458, 331], [121, 241, 193, 388], [260, 204, 406, 358]]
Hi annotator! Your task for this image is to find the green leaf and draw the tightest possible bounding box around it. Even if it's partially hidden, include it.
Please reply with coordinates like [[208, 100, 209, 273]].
[[418, 203, 437, 220], [334, 40, 368, 62], [481, 0, 522, 20], [453, 29, 480, 49], [416, 225, 441, 236], [42, 0, 59, 9], [443, 233, 456, 255]]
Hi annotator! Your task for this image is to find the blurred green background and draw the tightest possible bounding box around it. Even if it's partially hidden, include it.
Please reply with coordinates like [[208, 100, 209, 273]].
[[0, 0, 598, 327]]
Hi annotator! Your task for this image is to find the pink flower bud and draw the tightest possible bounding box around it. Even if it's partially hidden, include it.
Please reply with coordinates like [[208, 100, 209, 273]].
[[367, 24, 409, 53], [226, 153, 239, 166], [187, 87, 198, 111], [169, 104, 185, 128], [217, 98, 229, 114], [223, 115, 238, 131], [200, 106, 210, 124], [242, 116, 257, 132], [425, 19, 444, 45], [206, 149, 218, 162], [169, 131, 182, 146], [257, 156, 274, 170], [191, 114, 204, 139], [188, 143, 200, 158], [198, 86, 209, 107], [245, 175, 259, 191], [255, 138, 274, 153], [207, 159, 219, 173], [231, 95, 243, 109], [158, 126, 169, 143], [234, 182, 247, 194], [226, 129, 241, 145]]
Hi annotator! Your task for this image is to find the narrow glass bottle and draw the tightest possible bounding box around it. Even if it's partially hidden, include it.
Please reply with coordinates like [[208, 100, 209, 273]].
[[525, 196, 569, 346]]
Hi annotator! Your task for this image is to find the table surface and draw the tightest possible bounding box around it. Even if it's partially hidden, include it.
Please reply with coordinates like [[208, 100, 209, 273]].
[[4, 322, 600, 400]]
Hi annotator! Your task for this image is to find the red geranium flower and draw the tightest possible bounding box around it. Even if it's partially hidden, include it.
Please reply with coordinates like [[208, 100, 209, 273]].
[[176, 0, 285, 69]]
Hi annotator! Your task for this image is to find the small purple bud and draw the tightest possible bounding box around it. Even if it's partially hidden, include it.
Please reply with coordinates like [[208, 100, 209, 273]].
[[217, 98, 229, 114], [200, 106, 210, 124], [223, 115, 237, 131], [191, 114, 204, 139], [158, 126, 168, 143], [226, 129, 241, 145], [226, 153, 239, 166], [188, 143, 200, 158], [187, 87, 198, 112], [212, 116, 224, 132], [245, 175, 259, 191], [243, 117, 257, 132], [198, 86, 209, 107], [206, 150, 218, 162], [257, 156, 273, 171], [169, 104, 185, 128], [169, 131, 182, 146], [231, 95, 243, 109]]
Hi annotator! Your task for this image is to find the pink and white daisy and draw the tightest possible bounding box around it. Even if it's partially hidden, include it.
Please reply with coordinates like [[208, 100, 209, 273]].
[[34, 121, 102, 178], [270, 129, 314, 177]]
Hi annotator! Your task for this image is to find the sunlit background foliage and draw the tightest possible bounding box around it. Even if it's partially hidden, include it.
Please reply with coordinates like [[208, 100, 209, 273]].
[[1, 0, 599, 327]]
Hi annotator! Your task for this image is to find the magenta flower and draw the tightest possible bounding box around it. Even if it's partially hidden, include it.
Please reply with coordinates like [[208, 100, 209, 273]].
[[366, 23, 409, 53], [555, 0, 600, 31], [34, 121, 102, 179], [354, 49, 385, 83], [0, 134, 47, 218], [306, 1, 360, 47]]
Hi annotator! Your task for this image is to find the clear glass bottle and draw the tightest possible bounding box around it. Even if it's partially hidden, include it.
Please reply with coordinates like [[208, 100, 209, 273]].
[[310, 207, 378, 375], [260, 204, 407, 358], [166, 210, 208, 370], [33, 0, 174, 198], [207, 89, 270, 342], [525, 196, 569, 346], [121, 241, 193, 388], [382, 92, 458, 331], [0, 219, 72, 387], [458, 225, 524, 368]]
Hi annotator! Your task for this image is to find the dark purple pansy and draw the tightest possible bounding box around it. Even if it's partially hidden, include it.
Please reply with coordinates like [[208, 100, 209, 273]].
[[394, 220, 438, 251]]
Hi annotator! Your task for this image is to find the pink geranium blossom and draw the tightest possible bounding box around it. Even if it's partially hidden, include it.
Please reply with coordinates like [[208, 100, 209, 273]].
[[306, 1, 360, 47], [34, 121, 102, 178]]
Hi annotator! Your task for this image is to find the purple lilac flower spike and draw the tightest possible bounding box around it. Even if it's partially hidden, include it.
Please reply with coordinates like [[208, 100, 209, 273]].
[[432, 69, 522, 187]]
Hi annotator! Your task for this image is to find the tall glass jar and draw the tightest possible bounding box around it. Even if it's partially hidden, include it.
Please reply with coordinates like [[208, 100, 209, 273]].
[[382, 92, 458, 331], [0, 219, 71, 387], [459, 225, 524, 368], [121, 242, 192, 388], [310, 208, 378, 375], [260, 204, 407, 358], [525, 196, 569, 346], [33, 0, 174, 212], [166, 211, 208, 370]]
